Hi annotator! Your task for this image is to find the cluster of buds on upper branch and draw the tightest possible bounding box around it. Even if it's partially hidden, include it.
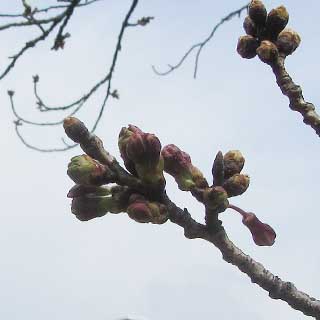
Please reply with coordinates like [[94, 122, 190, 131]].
[[237, 0, 301, 64]]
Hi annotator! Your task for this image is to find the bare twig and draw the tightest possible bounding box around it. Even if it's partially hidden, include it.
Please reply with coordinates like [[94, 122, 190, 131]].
[[9, 0, 140, 152], [152, 3, 249, 78]]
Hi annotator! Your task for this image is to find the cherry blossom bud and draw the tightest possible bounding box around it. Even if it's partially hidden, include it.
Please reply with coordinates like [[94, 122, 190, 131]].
[[63, 117, 89, 143], [127, 194, 168, 224], [276, 28, 301, 56], [126, 132, 161, 167], [71, 196, 122, 221], [237, 35, 259, 59], [257, 40, 279, 64], [67, 185, 111, 198], [203, 187, 229, 212], [243, 16, 258, 37], [248, 0, 267, 26], [162, 144, 207, 191], [223, 174, 250, 197], [67, 155, 106, 185], [223, 150, 245, 179], [118, 125, 142, 175], [242, 212, 276, 246], [266, 6, 289, 37]]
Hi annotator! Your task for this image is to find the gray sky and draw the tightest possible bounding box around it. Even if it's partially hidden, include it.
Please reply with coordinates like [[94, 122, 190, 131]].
[[1, 1, 320, 319]]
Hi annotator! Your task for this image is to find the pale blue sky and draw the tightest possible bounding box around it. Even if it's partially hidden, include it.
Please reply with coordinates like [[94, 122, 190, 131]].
[[1, 1, 319, 319]]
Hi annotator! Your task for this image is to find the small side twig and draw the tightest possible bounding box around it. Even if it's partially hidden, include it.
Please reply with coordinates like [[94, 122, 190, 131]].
[[152, 3, 249, 78]]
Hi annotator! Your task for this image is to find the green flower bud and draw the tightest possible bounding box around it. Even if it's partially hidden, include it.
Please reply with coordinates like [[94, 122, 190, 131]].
[[203, 187, 229, 212], [67, 155, 106, 185], [67, 185, 111, 198], [223, 174, 250, 197], [248, 0, 267, 26], [237, 35, 259, 59], [71, 196, 117, 221], [276, 28, 301, 56], [223, 150, 245, 179], [256, 40, 279, 64], [266, 6, 289, 37], [243, 15, 258, 37]]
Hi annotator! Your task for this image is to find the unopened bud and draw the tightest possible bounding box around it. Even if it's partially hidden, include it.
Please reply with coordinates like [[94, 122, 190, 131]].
[[243, 16, 258, 37], [257, 40, 279, 64], [242, 212, 276, 246], [67, 184, 111, 198], [266, 6, 289, 37], [126, 132, 161, 167], [118, 125, 142, 175], [223, 150, 245, 179], [67, 155, 106, 185], [71, 196, 117, 221], [237, 35, 259, 59], [127, 194, 168, 224], [212, 151, 224, 186], [248, 0, 267, 26], [162, 144, 207, 191], [223, 174, 250, 197], [63, 117, 89, 143], [276, 28, 301, 56], [203, 187, 229, 212]]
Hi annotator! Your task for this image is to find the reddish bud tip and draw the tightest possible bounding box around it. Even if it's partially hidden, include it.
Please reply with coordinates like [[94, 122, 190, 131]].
[[242, 212, 276, 246]]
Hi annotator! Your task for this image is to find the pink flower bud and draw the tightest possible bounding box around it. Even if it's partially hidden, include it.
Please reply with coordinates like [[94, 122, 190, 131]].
[[126, 132, 161, 167], [242, 212, 276, 246], [162, 144, 207, 191], [127, 194, 168, 224]]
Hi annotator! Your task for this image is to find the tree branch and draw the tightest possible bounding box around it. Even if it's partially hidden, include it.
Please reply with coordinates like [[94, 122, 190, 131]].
[[270, 55, 320, 137], [162, 194, 320, 319]]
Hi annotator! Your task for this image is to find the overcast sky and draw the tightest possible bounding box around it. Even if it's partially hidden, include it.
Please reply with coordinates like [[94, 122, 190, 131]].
[[1, 1, 320, 319]]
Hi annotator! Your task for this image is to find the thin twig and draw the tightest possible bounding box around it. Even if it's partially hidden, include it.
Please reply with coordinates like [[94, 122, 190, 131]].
[[152, 3, 249, 78]]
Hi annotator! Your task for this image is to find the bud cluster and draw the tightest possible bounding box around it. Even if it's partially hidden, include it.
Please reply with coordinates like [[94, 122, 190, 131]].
[[118, 125, 165, 188], [212, 150, 250, 198], [237, 0, 301, 64]]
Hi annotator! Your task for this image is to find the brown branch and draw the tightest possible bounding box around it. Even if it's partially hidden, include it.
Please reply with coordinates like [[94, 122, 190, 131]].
[[270, 55, 320, 137], [162, 194, 320, 319], [152, 3, 249, 78], [63, 116, 320, 318]]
